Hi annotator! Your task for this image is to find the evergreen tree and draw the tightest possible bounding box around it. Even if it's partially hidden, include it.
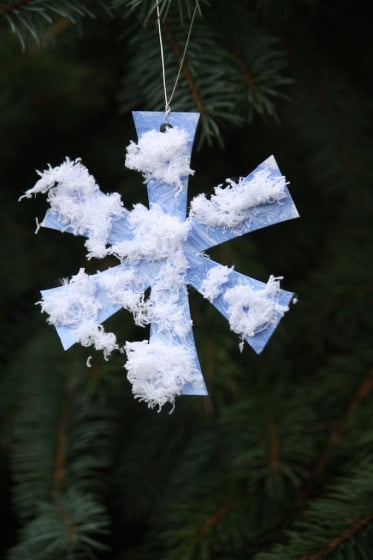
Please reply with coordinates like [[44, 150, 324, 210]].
[[1, 1, 372, 558]]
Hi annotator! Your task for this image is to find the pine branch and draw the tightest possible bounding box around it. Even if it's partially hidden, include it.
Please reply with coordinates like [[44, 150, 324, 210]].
[[196, 498, 236, 540], [53, 380, 72, 495], [7, 490, 110, 559], [0, 0, 31, 16], [140, 387, 320, 558], [229, 47, 257, 92], [297, 371, 373, 509], [255, 460, 373, 560], [314, 373, 373, 477], [298, 514, 373, 560], [56, 501, 76, 541], [3, 326, 116, 556], [0, 0, 101, 49]]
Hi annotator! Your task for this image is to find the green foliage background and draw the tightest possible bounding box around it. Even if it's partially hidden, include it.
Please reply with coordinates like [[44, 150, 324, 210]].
[[0, 1, 372, 558]]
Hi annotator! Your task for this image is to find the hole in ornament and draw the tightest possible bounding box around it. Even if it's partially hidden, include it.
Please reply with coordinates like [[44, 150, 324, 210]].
[[242, 305, 250, 313], [160, 122, 173, 132]]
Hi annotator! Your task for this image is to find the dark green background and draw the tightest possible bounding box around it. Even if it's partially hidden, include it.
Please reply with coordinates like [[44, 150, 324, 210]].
[[1, 2, 373, 559]]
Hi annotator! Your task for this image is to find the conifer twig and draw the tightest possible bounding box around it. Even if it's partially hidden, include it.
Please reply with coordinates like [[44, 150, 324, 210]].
[[297, 514, 373, 560], [53, 380, 72, 495], [0, 0, 30, 16], [229, 48, 257, 92], [297, 372, 373, 508], [196, 499, 236, 540], [58, 505, 76, 538]]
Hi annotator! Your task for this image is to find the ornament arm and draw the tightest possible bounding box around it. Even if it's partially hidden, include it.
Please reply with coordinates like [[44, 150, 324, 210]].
[[186, 253, 294, 354], [187, 155, 299, 252]]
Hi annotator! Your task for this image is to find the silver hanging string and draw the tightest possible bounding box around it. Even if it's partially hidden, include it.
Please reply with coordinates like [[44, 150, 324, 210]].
[[156, 0, 198, 121]]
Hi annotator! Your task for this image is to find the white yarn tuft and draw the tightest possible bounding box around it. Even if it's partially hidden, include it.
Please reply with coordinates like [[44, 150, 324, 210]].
[[125, 127, 194, 190], [110, 203, 189, 265], [200, 265, 233, 302], [20, 158, 124, 259], [75, 320, 119, 360], [39, 268, 100, 327], [39, 268, 119, 358], [190, 168, 287, 228], [96, 267, 147, 325], [224, 276, 289, 340], [146, 289, 192, 338], [124, 340, 201, 410]]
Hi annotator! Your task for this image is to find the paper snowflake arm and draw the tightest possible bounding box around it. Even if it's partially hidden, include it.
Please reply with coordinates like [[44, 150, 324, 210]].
[[21, 111, 299, 410], [186, 254, 293, 354], [40, 264, 149, 352], [187, 155, 299, 251]]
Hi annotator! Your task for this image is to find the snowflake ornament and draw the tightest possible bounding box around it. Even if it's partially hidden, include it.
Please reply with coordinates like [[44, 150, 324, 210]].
[[21, 112, 299, 410]]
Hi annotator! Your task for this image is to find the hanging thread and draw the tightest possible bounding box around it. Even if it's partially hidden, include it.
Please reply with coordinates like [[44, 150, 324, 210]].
[[156, 1, 198, 122]]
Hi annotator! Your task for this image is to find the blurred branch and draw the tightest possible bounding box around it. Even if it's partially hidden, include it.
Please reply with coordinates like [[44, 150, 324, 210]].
[[297, 371, 373, 509], [297, 514, 373, 560], [0, 0, 31, 17]]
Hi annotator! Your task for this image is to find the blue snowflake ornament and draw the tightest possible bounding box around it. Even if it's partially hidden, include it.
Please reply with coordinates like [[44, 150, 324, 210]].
[[21, 112, 299, 410]]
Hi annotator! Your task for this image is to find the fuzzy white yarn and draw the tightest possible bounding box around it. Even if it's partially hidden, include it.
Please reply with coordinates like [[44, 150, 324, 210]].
[[125, 340, 201, 410], [146, 290, 192, 338], [224, 276, 289, 339], [190, 169, 287, 228], [125, 127, 194, 190], [98, 266, 192, 336], [20, 158, 124, 259], [200, 265, 233, 302], [39, 269, 101, 327], [96, 267, 146, 325], [110, 203, 189, 265], [75, 320, 119, 360], [155, 258, 189, 292], [39, 268, 119, 358]]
